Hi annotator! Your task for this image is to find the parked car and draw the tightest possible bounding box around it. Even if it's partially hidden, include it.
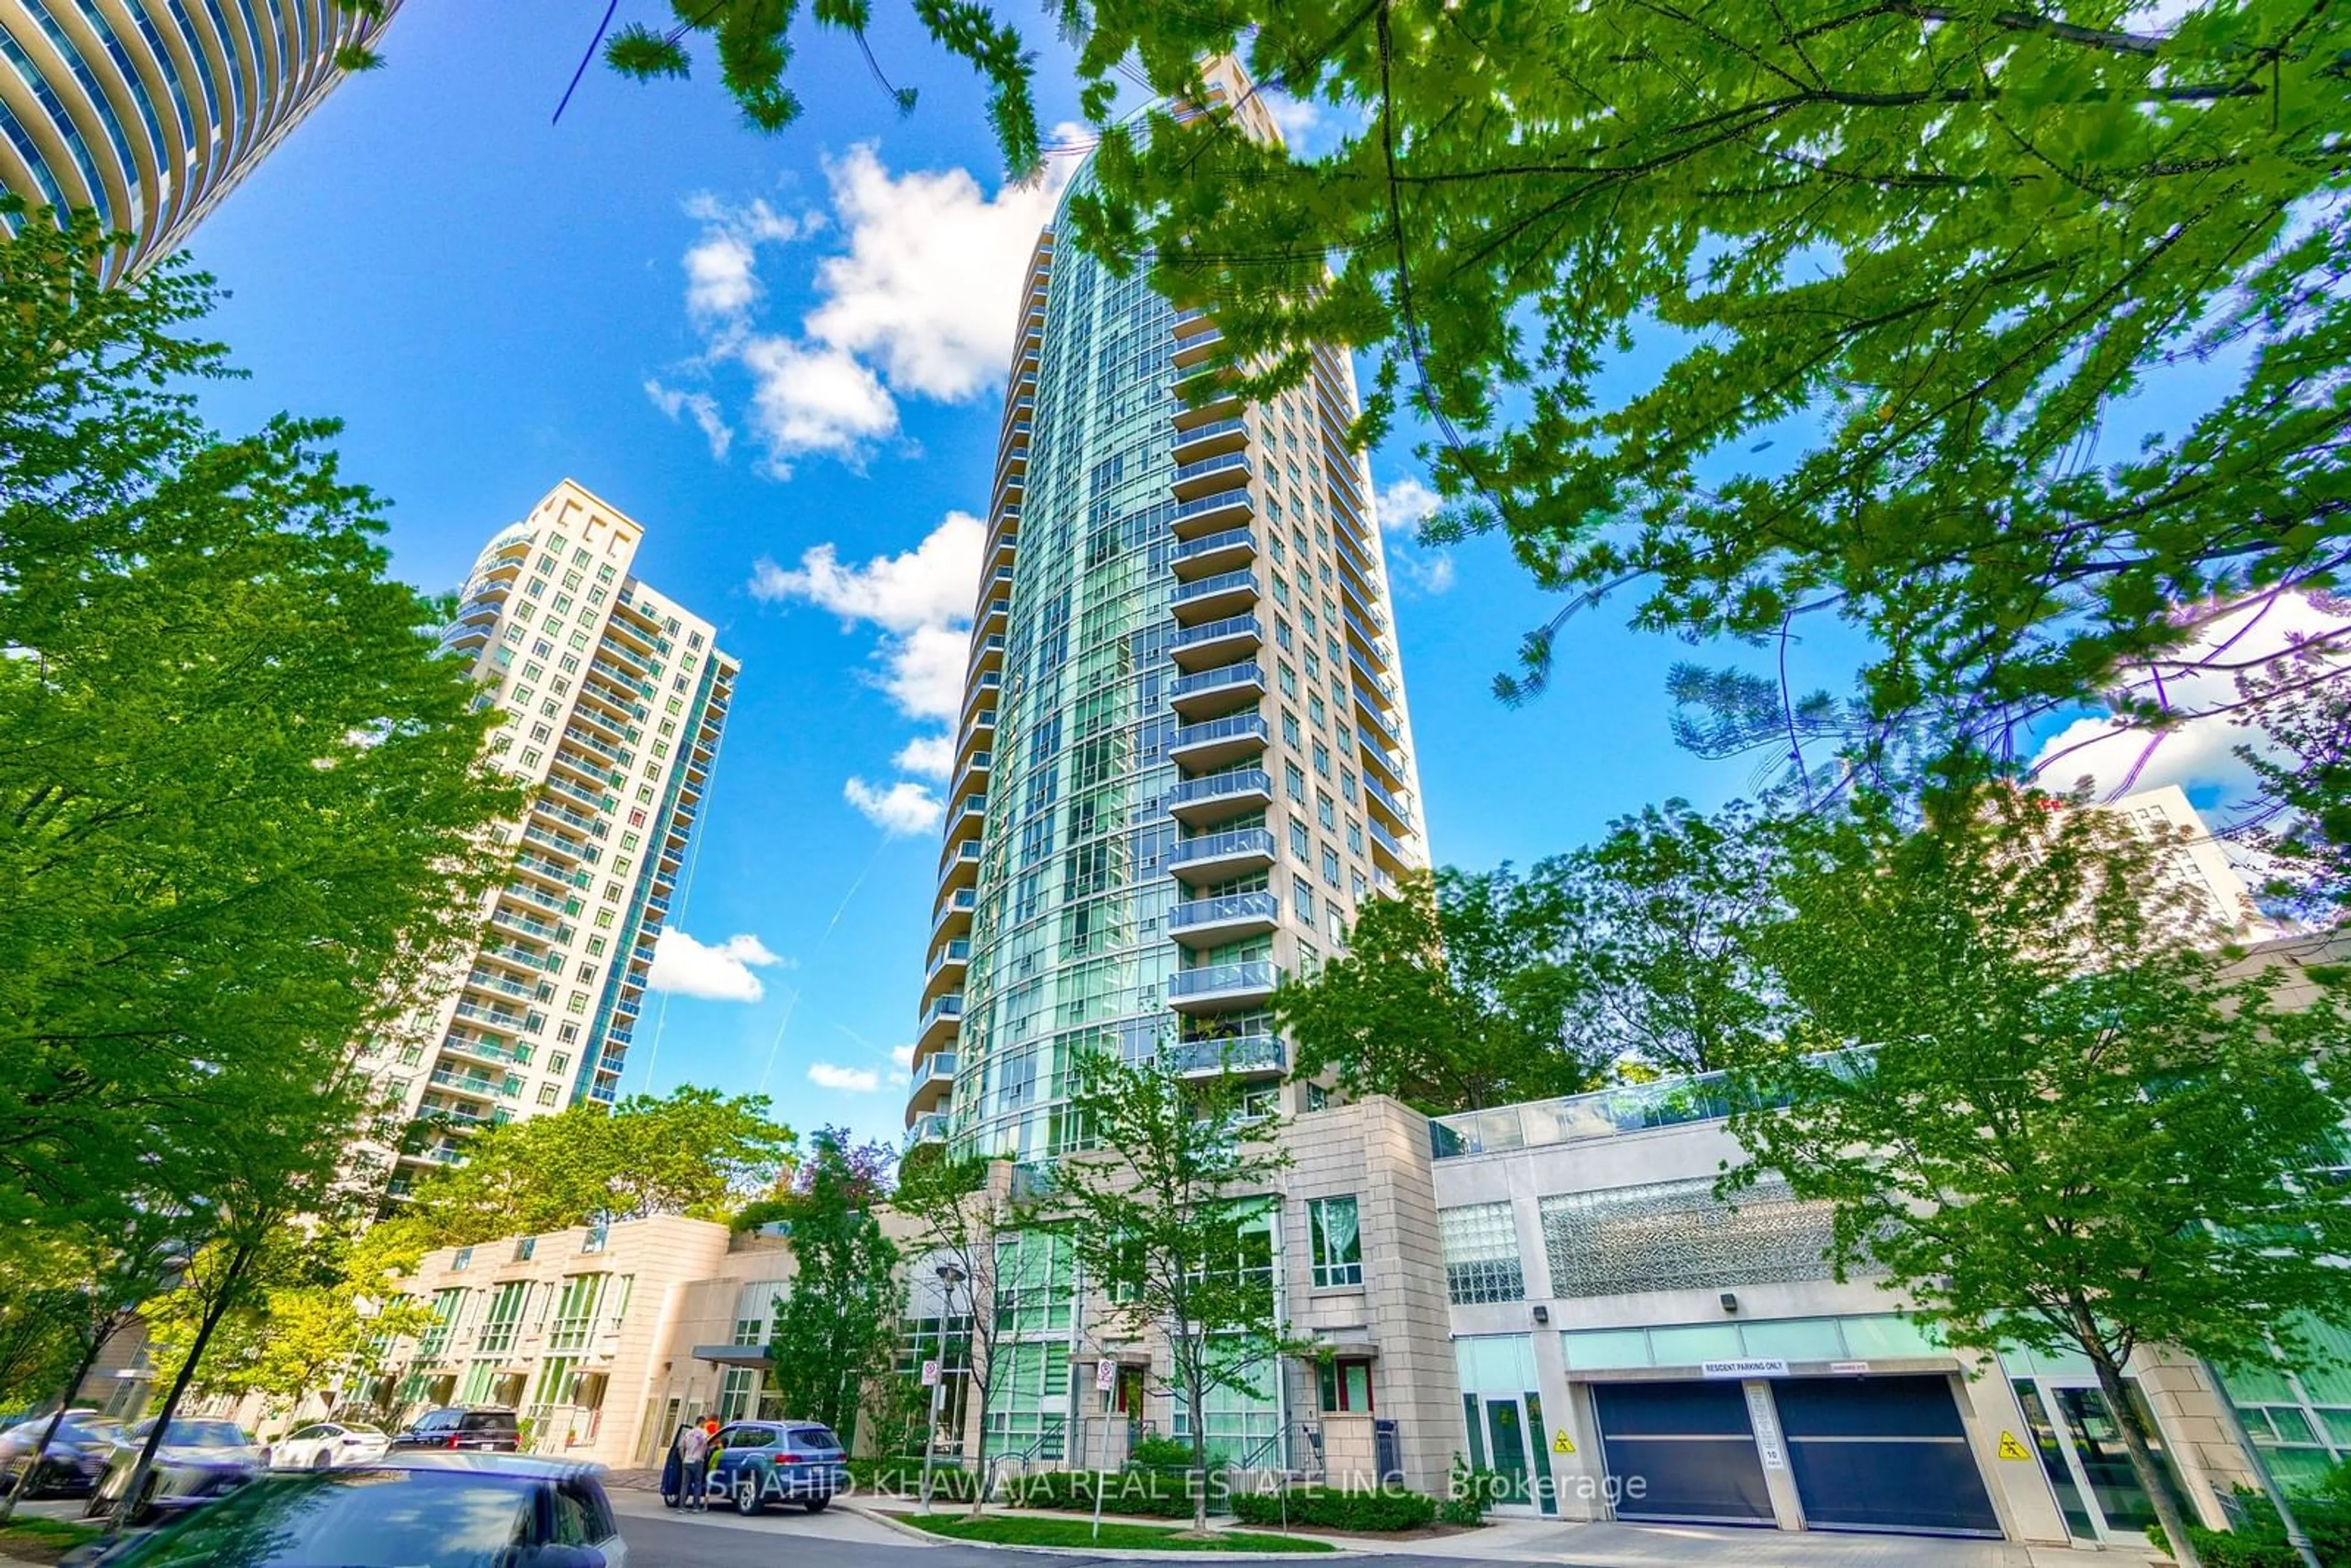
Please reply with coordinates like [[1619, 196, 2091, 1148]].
[[60, 1453, 623, 1567], [706, 1419, 848, 1516], [388, 1406, 522, 1452], [83, 1418, 262, 1522], [0, 1412, 122, 1498], [267, 1420, 389, 1470]]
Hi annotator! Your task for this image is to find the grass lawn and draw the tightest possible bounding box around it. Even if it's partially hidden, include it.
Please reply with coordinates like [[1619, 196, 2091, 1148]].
[[901, 1514, 1335, 1553], [0, 1517, 103, 1564]]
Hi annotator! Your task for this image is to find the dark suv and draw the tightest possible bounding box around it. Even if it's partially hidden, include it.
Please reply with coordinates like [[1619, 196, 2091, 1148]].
[[386, 1408, 520, 1453]]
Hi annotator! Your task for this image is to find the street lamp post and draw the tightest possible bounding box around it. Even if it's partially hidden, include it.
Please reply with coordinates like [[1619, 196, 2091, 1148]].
[[919, 1262, 967, 1514]]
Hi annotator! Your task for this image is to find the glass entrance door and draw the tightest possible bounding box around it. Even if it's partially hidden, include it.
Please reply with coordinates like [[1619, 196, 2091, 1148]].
[[1485, 1397, 1531, 1504], [2016, 1377, 2192, 1544]]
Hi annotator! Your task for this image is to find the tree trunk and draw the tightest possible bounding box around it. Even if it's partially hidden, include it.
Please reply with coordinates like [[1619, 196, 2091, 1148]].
[[1187, 1357, 1209, 1534], [965, 1343, 993, 1520], [0, 1334, 108, 1523], [2081, 1330, 2200, 1568], [103, 1242, 254, 1541]]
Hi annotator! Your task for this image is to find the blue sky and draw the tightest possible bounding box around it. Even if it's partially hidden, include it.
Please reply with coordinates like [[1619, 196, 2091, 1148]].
[[170, 3, 2257, 1150]]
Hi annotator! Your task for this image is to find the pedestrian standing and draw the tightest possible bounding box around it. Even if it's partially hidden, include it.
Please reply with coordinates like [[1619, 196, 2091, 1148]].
[[677, 1421, 710, 1510]]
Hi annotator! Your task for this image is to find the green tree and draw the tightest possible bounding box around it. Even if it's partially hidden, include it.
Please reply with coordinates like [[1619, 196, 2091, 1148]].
[[1274, 866, 1600, 1112], [400, 1087, 797, 1246], [890, 1152, 1007, 1512], [1043, 1049, 1293, 1533], [141, 1219, 432, 1424], [1552, 798, 1782, 1077], [1727, 785, 2351, 1568], [0, 1208, 182, 1522], [596, 0, 1038, 171], [0, 203, 523, 1223], [765, 1129, 901, 1447], [604, 6, 2349, 749]]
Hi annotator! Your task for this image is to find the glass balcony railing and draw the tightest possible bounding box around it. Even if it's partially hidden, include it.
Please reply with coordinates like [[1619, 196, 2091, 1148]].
[[1428, 1051, 1872, 1158], [1170, 715, 1269, 754], [1172, 569, 1256, 606], [1169, 828, 1277, 867], [1169, 891, 1279, 929], [1161, 1033, 1284, 1075], [1172, 526, 1254, 565], [1172, 615, 1261, 651], [1172, 491, 1254, 526], [1168, 768, 1272, 808], [908, 1112, 950, 1146], [1171, 451, 1249, 487], [922, 994, 964, 1029], [1171, 662, 1264, 701], [1169, 960, 1281, 1000]]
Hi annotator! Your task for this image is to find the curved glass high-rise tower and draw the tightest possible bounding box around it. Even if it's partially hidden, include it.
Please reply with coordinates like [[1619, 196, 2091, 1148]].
[[908, 62, 1430, 1158], [0, 1, 396, 278]]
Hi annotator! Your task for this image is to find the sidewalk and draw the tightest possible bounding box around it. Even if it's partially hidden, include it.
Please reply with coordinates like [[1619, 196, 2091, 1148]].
[[858, 1499, 2168, 1568]]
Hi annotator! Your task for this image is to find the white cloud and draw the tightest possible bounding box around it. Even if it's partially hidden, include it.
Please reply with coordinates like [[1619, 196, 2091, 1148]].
[[736, 336, 898, 473], [804, 145, 1066, 402], [891, 1043, 915, 1070], [2028, 593, 2351, 805], [655, 147, 1071, 475], [1394, 552, 1457, 596], [1375, 476, 1442, 536], [1261, 89, 1322, 152], [808, 1062, 883, 1093], [751, 512, 980, 731], [749, 512, 983, 632], [680, 194, 809, 318], [643, 379, 732, 461], [844, 776, 945, 836], [885, 623, 973, 722], [894, 733, 956, 779], [647, 929, 789, 1002]]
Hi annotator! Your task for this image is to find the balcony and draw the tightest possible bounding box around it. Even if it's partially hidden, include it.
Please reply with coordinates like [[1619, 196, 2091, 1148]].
[[1169, 661, 1265, 721], [1166, 767, 1273, 827], [906, 1050, 959, 1120], [911, 997, 955, 1057], [1170, 568, 1258, 624], [1168, 890, 1280, 947], [1163, 1033, 1286, 1077], [1359, 735, 1407, 786], [951, 750, 994, 803], [1343, 609, 1391, 667], [1366, 775, 1415, 831], [968, 632, 1005, 677], [907, 1112, 950, 1149], [1169, 827, 1278, 885], [1171, 451, 1251, 503], [463, 969, 537, 1003], [1171, 366, 1243, 421], [1354, 690, 1403, 750], [530, 796, 601, 837], [923, 939, 971, 1006], [1170, 614, 1261, 671], [442, 1033, 530, 1070], [1171, 415, 1248, 465], [1169, 487, 1253, 539], [1168, 713, 1269, 770], [490, 906, 562, 942], [979, 595, 1011, 634], [933, 885, 977, 939], [940, 838, 982, 891], [1369, 817, 1411, 874], [1170, 326, 1224, 370], [1170, 525, 1256, 581], [1168, 959, 1283, 1012], [452, 999, 527, 1032], [429, 1067, 500, 1100], [520, 823, 587, 863]]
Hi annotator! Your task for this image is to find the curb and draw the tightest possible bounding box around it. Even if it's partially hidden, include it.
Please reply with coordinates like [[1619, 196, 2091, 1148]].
[[848, 1504, 1367, 1559]]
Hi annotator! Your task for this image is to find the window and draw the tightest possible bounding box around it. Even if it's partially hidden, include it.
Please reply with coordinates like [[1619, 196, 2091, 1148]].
[[1284, 762, 1306, 801], [1308, 1196, 1363, 1288], [1289, 820, 1310, 857], [1294, 875, 1316, 927], [1322, 847, 1342, 887], [1316, 793, 1336, 830], [1318, 1359, 1374, 1412], [1439, 1202, 1525, 1304], [537, 1084, 560, 1107], [451, 1247, 473, 1272]]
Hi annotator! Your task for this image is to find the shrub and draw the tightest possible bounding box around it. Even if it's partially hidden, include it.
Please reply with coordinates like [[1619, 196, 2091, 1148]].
[[2148, 1491, 2351, 1568], [1130, 1434, 1198, 1471], [1230, 1485, 1438, 1532], [1434, 1452, 1499, 1528]]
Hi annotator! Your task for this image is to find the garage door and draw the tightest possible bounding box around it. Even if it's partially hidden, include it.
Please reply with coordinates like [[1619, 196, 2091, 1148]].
[[1592, 1382, 1774, 1526], [1775, 1376, 2001, 1537]]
